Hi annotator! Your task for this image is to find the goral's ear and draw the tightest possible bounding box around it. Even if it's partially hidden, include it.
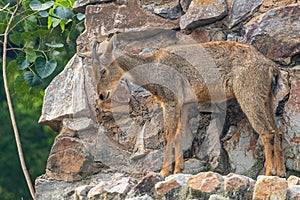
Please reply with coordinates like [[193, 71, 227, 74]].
[[92, 41, 101, 81]]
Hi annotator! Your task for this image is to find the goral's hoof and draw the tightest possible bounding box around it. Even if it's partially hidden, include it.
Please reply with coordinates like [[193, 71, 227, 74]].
[[279, 172, 286, 178], [160, 169, 170, 178]]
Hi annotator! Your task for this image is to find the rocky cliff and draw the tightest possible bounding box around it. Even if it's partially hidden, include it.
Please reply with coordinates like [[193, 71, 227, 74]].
[[35, 0, 300, 199]]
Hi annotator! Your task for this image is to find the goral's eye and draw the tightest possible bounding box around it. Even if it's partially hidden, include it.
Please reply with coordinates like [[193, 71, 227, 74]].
[[100, 68, 107, 78]]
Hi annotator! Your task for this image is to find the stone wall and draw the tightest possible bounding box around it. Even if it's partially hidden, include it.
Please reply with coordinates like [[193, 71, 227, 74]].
[[35, 0, 300, 199]]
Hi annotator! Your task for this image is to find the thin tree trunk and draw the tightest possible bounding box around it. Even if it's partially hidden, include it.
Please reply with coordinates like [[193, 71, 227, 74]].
[[2, 1, 36, 199]]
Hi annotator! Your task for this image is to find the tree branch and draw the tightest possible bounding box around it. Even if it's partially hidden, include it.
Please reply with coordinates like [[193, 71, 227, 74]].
[[2, 1, 36, 199]]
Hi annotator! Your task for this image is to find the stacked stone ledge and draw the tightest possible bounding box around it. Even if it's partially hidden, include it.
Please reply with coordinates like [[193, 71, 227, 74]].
[[36, 0, 300, 199]]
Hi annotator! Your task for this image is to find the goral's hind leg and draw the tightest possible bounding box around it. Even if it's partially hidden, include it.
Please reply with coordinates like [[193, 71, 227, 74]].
[[160, 137, 173, 177], [160, 104, 180, 177], [174, 104, 190, 174], [260, 132, 276, 176], [274, 131, 286, 177]]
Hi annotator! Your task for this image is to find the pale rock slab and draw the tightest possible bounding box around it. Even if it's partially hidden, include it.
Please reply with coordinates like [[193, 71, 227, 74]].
[[244, 4, 300, 62], [39, 55, 94, 131], [225, 0, 263, 28], [223, 120, 264, 178]]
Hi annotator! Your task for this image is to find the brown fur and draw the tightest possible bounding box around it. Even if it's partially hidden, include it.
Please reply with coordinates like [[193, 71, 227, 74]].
[[92, 37, 289, 177]]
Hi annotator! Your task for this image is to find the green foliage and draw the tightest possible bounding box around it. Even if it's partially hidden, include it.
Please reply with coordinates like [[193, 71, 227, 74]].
[[0, 0, 85, 199], [1, 0, 85, 90]]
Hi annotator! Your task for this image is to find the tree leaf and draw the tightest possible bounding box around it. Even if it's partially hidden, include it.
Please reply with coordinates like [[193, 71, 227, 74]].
[[29, 0, 54, 11], [35, 57, 57, 78], [45, 42, 64, 48], [76, 13, 85, 21], [9, 33, 23, 46], [39, 11, 48, 17], [24, 71, 40, 87], [32, 29, 49, 37], [26, 49, 37, 63], [51, 17, 61, 28], [8, 60, 18, 70], [24, 15, 37, 32], [18, 60, 30, 70], [14, 75, 30, 93], [54, 6, 74, 20], [60, 19, 66, 32]]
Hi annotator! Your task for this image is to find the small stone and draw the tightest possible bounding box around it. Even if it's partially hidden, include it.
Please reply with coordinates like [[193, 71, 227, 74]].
[[105, 177, 137, 194], [62, 117, 94, 131], [155, 174, 191, 196], [46, 137, 98, 182], [126, 194, 154, 200], [75, 185, 93, 198], [182, 158, 206, 175], [87, 182, 107, 199], [134, 172, 164, 195], [180, 0, 228, 29], [180, 0, 192, 12], [141, 0, 182, 19], [73, 0, 110, 13], [88, 178, 137, 199], [187, 171, 224, 193], [155, 177, 180, 196], [208, 194, 229, 200], [224, 173, 254, 191], [287, 175, 300, 187], [287, 185, 300, 200], [253, 176, 287, 200], [224, 173, 255, 199]]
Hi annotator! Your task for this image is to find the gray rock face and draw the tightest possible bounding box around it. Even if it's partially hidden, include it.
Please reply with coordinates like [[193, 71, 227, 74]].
[[36, 0, 300, 199], [244, 4, 300, 63], [179, 0, 228, 29]]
